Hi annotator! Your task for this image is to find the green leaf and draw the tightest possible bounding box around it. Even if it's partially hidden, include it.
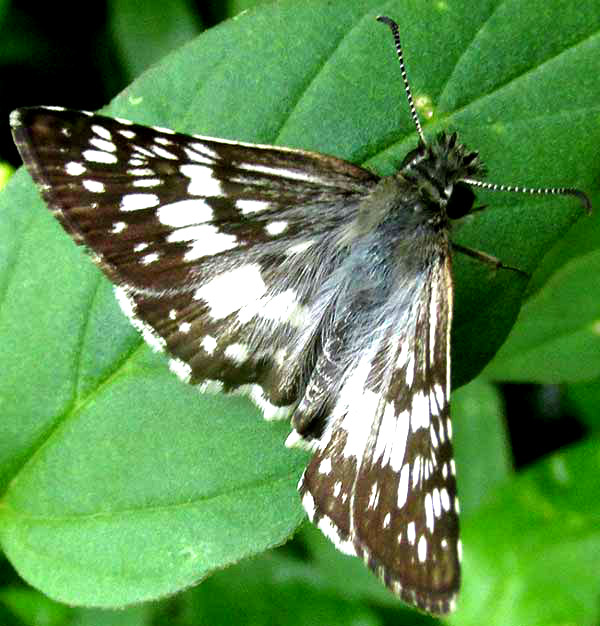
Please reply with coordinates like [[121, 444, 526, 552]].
[[70, 605, 152, 626], [450, 437, 600, 626], [282, 525, 440, 624], [451, 379, 513, 516], [222, 0, 272, 19], [108, 0, 202, 81], [181, 549, 385, 626], [484, 249, 600, 383], [565, 377, 600, 432], [1, 0, 599, 613], [0, 586, 71, 626], [0, 163, 14, 191]]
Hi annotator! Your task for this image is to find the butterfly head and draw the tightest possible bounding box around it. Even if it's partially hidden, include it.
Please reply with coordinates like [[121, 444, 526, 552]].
[[399, 131, 484, 222]]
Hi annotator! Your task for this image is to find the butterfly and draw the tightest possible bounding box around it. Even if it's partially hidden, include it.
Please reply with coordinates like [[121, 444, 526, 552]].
[[10, 15, 590, 615]]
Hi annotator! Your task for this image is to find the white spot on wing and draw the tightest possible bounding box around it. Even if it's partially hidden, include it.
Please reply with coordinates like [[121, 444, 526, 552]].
[[433, 383, 445, 411], [397, 462, 410, 508], [375, 403, 409, 473], [337, 345, 382, 460], [418, 535, 428, 563], [341, 390, 379, 459], [83, 149, 118, 164], [258, 289, 306, 326], [188, 142, 218, 159], [430, 423, 439, 449], [169, 358, 191, 382], [141, 252, 159, 265], [91, 124, 112, 140], [367, 482, 380, 509], [90, 137, 117, 153], [157, 199, 213, 227], [194, 264, 267, 320], [128, 168, 154, 176], [175, 225, 237, 260], [407, 521, 416, 544], [201, 335, 217, 355], [184, 144, 217, 165], [150, 124, 176, 135], [302, 490, 316, 520], [133, 178, 161, 188], [236, 199, 270, 215], [433, 487, 442, 517], [180, 164, 222, 196], [65, 161, 86, 175], [237, 162, 323, 183], [114, 287, 166, 352], [410, 390, 430, 431], [248, 385, 293, 420], [317, 515, 356, 556], [82, 179, 105, 193], [405, 353, 415, 387], [318, 458, 332, 475], [412, 455, 422, 488], [424, 492, 434, 533], [120, 193, 160, 211], [224, 343, 250, 364], [266, 220, 288, 236], [152, 145, 177, 160]]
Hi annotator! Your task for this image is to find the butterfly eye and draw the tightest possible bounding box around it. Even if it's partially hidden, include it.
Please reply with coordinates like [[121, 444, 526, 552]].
[[446, 181, 476, 219]]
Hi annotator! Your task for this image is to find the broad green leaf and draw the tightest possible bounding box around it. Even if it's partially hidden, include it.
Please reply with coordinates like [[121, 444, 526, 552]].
[[451, 379, 513, 515], [565, 377, 600, 432], [525, 210, 600, 297], [0, 586, 71, 626], [450, 437, 600, 626], [109, 0, 202, 81], [70, 605, 152, 626], [484, 249, 600, 383], [1, 0, 599, 613], [222, 0, 272, 19], [182, 550, 384, 626]]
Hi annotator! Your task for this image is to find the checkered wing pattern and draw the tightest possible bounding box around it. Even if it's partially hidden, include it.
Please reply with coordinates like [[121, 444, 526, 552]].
[[297, 252, 460, 615]]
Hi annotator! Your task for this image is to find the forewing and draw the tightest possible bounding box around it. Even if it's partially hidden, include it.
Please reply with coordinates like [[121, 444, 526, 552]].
[[11, 106, 378, 415], [299, 254, 459, 615]]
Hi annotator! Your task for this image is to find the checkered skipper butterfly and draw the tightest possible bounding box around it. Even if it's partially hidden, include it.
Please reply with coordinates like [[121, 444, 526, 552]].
[[10, 16, 590, 615]]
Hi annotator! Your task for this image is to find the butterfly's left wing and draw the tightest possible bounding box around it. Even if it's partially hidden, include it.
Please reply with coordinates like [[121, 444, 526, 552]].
[[297, 251, 460, 615], [11, 106, 379, 416]]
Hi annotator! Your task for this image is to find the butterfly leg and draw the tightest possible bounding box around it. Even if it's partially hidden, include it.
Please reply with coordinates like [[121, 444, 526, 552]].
[[452, 243, 529, 278]]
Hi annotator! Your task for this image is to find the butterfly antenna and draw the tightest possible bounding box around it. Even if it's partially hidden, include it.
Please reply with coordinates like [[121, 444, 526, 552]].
[[377, 15, 426, 145], [462, 178, 592, 214]]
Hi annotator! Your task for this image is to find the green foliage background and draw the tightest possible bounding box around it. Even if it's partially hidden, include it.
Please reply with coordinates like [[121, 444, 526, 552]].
[[0, 1, 599, 625]]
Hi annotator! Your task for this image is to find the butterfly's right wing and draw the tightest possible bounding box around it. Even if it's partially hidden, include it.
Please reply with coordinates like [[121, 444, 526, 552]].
[[11, 106, 379, 417], [295, 250, 460, 615]]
